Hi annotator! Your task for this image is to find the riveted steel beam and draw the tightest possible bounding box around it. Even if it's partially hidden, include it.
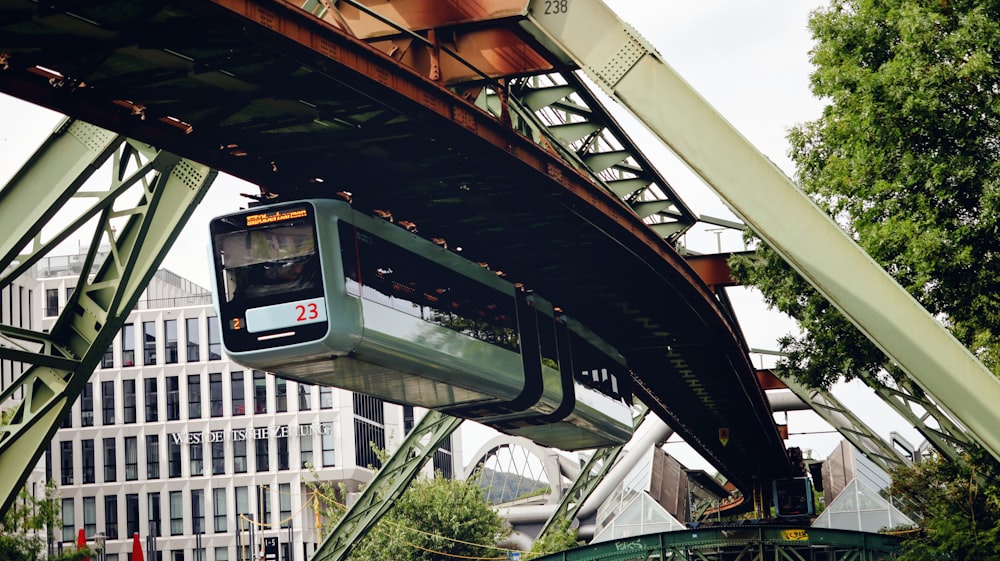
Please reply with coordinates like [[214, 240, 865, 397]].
[[534, 404, 648, 542], [0, 118, 216, 512], [311, 410, 463, 561], [522, 0, 1000, 465]]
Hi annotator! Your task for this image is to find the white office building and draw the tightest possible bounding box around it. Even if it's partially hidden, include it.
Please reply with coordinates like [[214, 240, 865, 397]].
[[6, 251, 459, 561]]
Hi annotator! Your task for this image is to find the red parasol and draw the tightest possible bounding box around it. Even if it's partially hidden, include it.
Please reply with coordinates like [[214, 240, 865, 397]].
[[77, 528, 90, 561], [132, 532, 144, 561]]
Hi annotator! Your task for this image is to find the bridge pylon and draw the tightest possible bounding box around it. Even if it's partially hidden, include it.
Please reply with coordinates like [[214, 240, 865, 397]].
[[0, 117, 216, 512]]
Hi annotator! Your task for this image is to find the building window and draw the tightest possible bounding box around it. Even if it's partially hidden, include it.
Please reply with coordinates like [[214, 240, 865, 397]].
[[231, 372, 245, 416], [300, 431, 313, 469], [253, 371, 267, 414], [319, 387, 333, 410], [60, 440, 73, 485], [105, 495, 119, 540], [168, 438, 182, 478], [255, 431, 269, 472], [209, 373, 223, 417], [298, 384, 311, 411], [142, 321, 156, 365], [278, 483, 291, 529], [171, 551, 184, 561], [207, 317, 221, 360], [126, 494, 139, 538], [169, 491, 183, 535], [233, 439, 247, 474], [82, 439, 95, 484], [188, 374, 202, 419], [215, 548, 228, 561], [81, 383, 94, 426], [192, 489, 205, 535], [166, 376, 180, 421], [61, 408, 72, 429], [122, 323, 135, 367], [144, 378, 158, 422], [148, 492, 161, 537], [84, 496, 97, 536], [277, 427, 289, 471], [186, 318, 200, 362], [45, 288, 59, 317], [256, 485, 271, 528], [212, 439, 225, 476], [146, 435, 160, 479], [190, 441, 203, 476], [125, 437, 138, 481], [212, 488, 227, 533], [164, 319, 178, 364], [103, 438, 117, 483], [275, 379, 287, 413], [433, 435, 453, 479], [102, 381, 115, 425], [123, 380, 136, 424], [101, 344, 114, 368], [353, 394, 385, 469], [234, 487, 249, 529], [61, 498, 74, 542], [321, 423, 335, 467]]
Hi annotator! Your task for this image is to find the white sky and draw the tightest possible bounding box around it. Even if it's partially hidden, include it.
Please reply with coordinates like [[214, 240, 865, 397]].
[[0, 0, 924, 474]]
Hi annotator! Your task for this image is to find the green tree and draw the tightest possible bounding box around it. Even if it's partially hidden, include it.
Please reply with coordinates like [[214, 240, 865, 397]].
[[731, 0, 1000, 389], [889, 452, 1000, 559], [308, 471, 509, 561], [0, 481, 64, 561], [730, 2, 1000, 557], [526, 517, 580, 560]]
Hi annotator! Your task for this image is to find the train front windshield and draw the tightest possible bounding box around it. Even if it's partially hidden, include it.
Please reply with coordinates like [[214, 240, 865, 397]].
[[211, 205, 325, 350], [215, 223, 318, 304]]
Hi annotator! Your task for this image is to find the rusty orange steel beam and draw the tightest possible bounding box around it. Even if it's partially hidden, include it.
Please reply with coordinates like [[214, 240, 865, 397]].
[[291, 0, 557, 83]]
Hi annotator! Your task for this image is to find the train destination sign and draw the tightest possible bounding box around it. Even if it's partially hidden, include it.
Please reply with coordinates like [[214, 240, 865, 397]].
[[245, 207, 309, 227]]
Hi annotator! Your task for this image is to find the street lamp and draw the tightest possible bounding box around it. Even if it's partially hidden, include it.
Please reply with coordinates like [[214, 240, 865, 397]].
[[93, 533, 106, 561]]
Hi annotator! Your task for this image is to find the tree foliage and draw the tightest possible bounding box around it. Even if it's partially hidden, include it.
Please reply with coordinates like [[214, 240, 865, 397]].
[[732, 0, 1000, 389], [731, 1, 1000, 557], [889, 452, 1000, 559], [526, 516, 580, 560], [309, 470, 509, 561], [0, 481, 79, 561]]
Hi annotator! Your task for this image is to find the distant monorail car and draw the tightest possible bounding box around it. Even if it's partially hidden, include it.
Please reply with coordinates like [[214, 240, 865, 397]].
[[209, 199, 632, 449]]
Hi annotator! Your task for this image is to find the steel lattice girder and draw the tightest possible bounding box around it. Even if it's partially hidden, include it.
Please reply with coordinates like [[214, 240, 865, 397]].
[[311, 410, 463, 561], [0, 118, 216, 512], [529, 527, 900, 561]]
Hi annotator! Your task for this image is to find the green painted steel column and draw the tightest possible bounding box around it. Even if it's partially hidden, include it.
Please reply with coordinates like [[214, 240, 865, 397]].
[[0, 121, 216, 512], [521, 0, 1000, 464], [311, 410, 462, 561]]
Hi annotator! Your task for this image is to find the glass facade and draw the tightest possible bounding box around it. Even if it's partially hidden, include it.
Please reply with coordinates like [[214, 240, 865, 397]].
[[27, 270, 457, 561]]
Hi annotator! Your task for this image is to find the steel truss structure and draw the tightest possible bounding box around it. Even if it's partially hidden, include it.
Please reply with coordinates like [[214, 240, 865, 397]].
[[0, 118, 216, 512], [530, 527, 901, 561]]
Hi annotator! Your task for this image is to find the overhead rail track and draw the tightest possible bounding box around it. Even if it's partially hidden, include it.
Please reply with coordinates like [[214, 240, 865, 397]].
[[0, 0, 791, 506]]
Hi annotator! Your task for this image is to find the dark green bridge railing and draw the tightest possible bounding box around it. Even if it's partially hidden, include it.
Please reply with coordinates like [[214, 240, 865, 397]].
[[532, 526, 902, 561]]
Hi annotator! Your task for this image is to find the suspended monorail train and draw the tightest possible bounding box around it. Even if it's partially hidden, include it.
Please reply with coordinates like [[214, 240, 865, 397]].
[[208, 199, 633, 449]]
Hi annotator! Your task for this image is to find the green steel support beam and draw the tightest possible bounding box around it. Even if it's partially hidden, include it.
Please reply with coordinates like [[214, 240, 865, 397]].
[[311, 410, 463, 561], [535, 405, 648, 542], [522, 0, 1000, 465], [0, 118, 216, 512]]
